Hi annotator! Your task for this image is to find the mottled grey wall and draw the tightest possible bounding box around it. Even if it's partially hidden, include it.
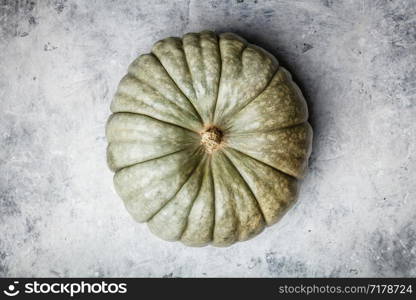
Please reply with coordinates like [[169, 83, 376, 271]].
[[1, 0, 415, 277]]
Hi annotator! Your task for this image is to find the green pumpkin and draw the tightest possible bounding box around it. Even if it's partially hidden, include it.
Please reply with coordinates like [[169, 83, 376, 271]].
[[106, 31, 312, 247]]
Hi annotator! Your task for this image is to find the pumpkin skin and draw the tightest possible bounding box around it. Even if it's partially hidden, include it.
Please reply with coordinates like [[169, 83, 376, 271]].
[[106, 31, 312, 247]]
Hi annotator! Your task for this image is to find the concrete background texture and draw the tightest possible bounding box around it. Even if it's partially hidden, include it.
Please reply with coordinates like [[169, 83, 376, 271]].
[[0, 0, 415, 277]]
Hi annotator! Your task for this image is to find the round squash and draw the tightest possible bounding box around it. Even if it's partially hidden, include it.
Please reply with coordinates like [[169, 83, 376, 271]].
[[106, 31, 312, 247]]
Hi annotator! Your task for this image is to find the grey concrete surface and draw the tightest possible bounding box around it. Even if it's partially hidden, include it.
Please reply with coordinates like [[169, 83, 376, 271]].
[[1, 0, 415, 277]]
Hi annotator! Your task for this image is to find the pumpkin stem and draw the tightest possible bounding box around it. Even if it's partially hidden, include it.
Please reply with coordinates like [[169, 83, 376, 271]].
[[200, 126, 223, 154]]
